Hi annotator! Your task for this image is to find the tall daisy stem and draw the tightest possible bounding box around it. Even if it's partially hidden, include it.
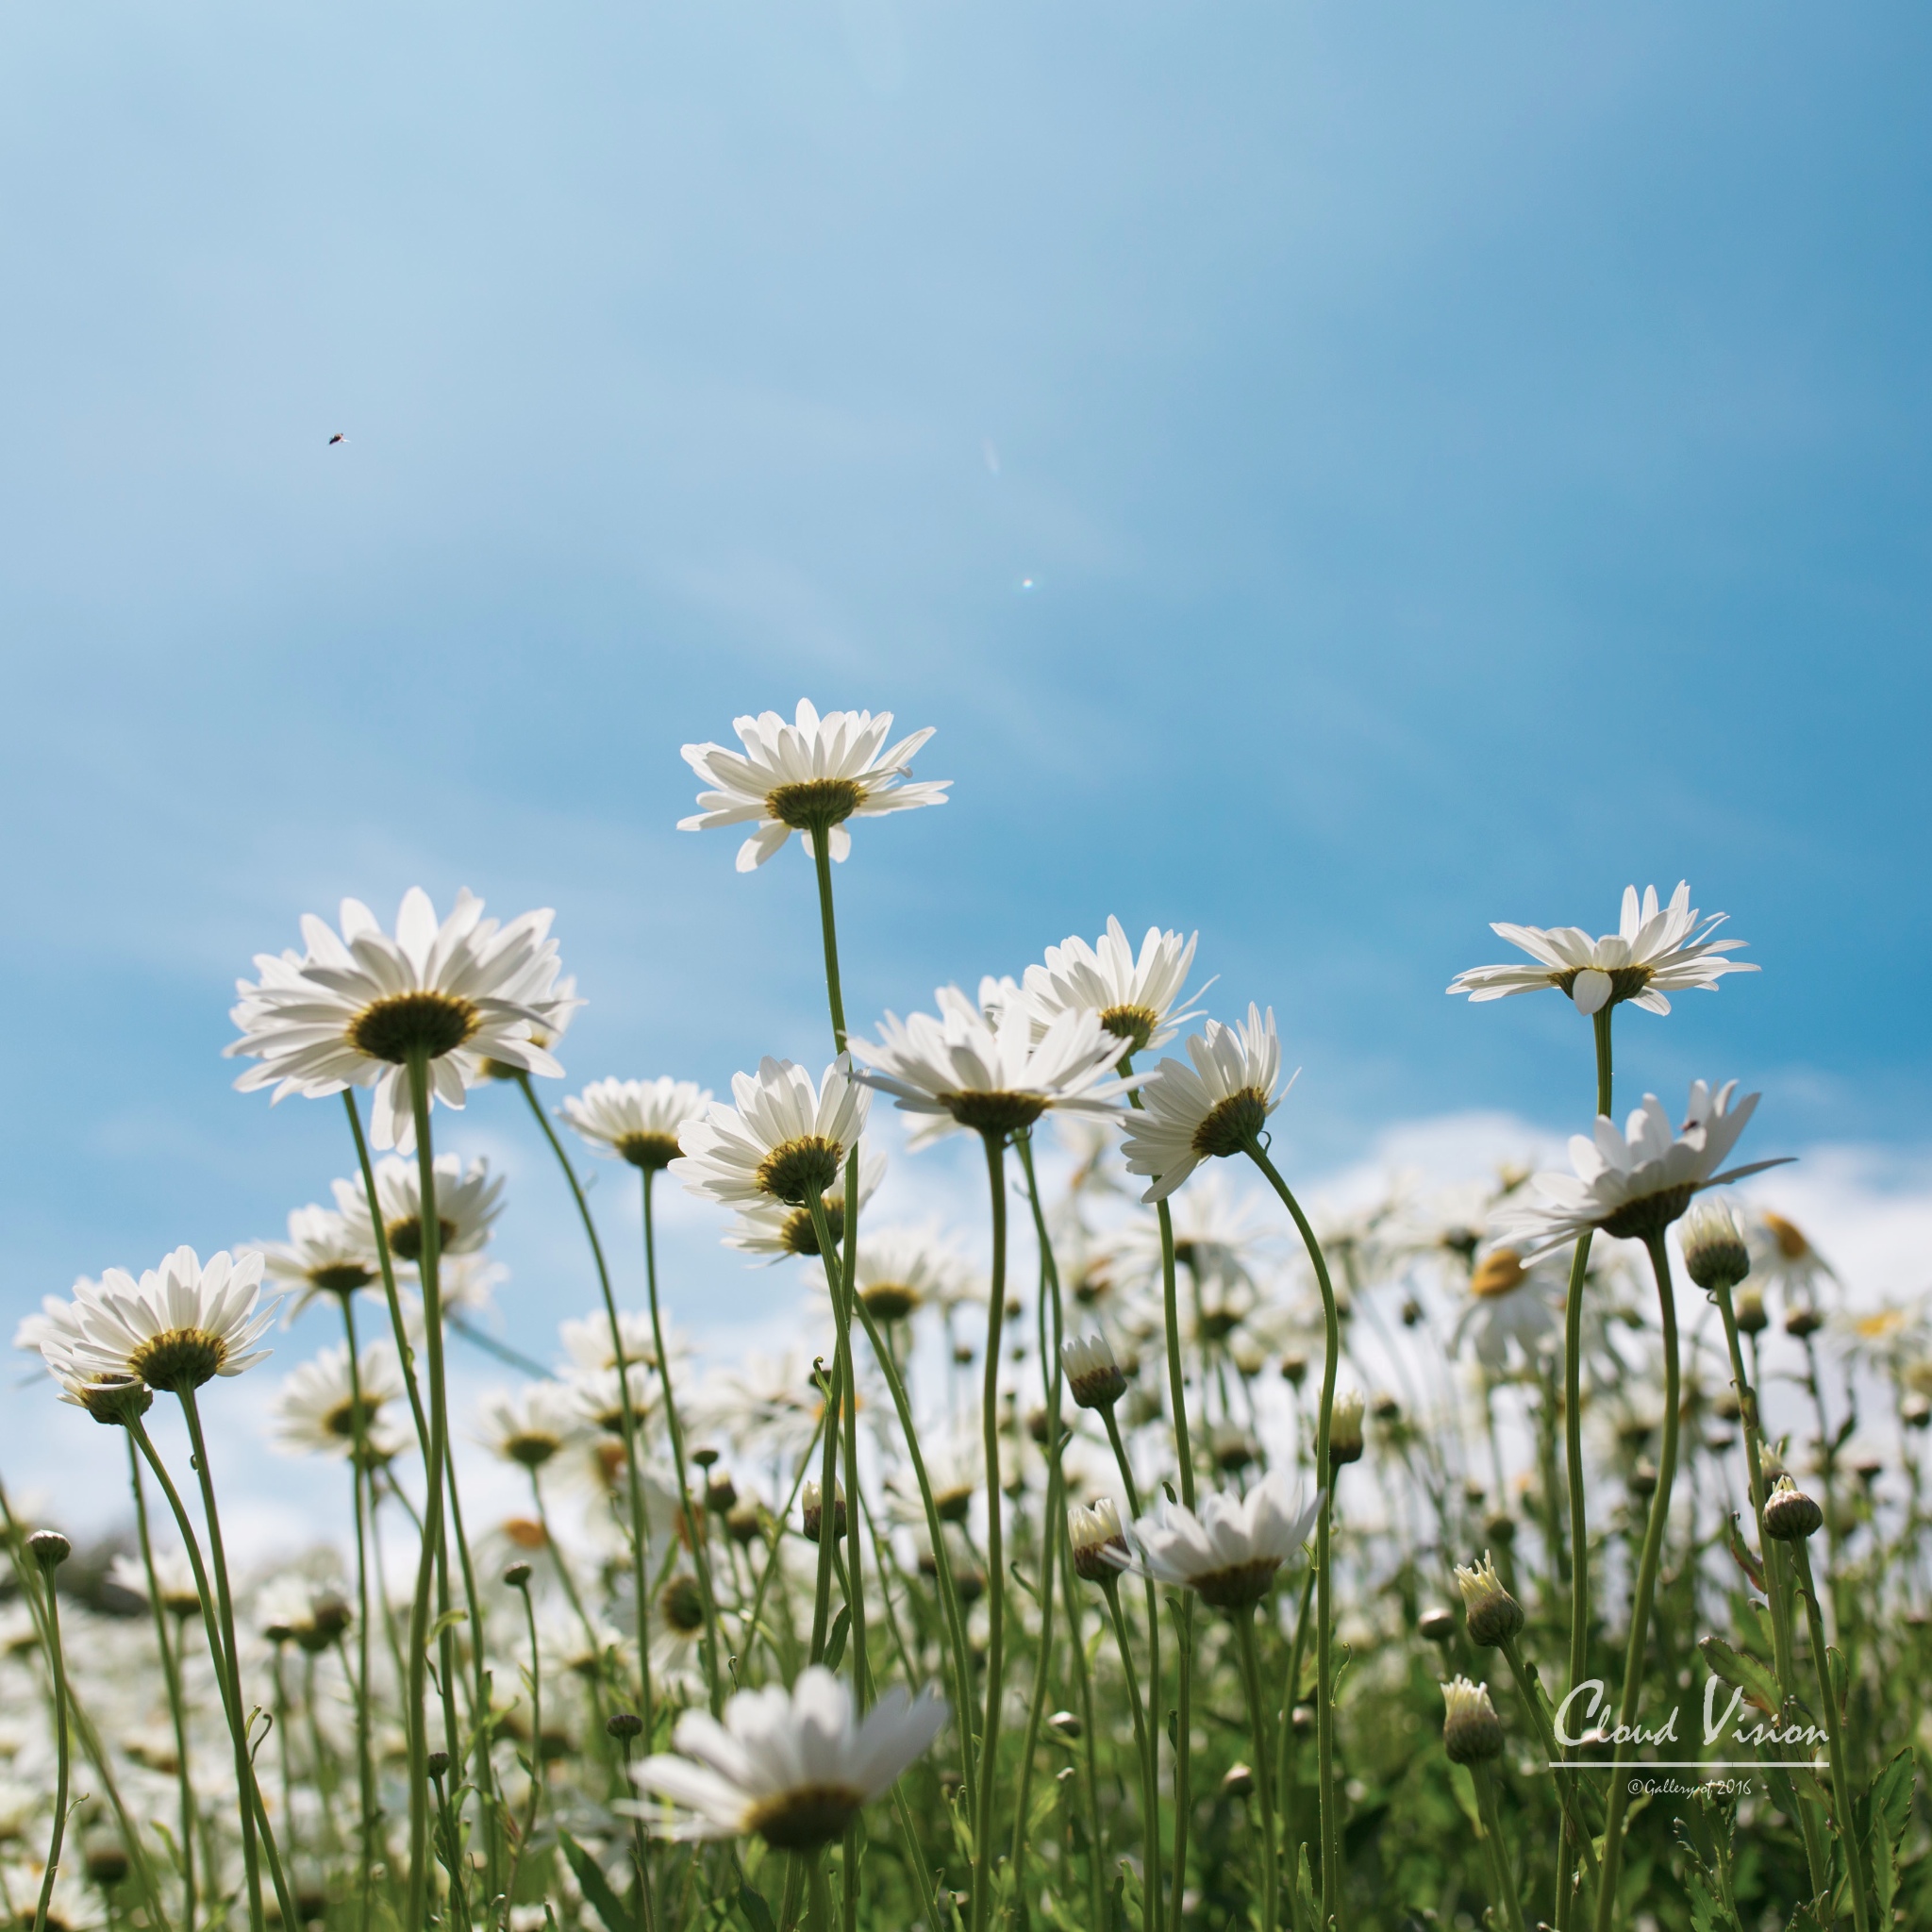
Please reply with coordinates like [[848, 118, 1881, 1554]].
[[970, 1129, 1011, 1932], [1591, 1229, 1683, 1932], [1241, 1136, 1341, 1932], [28, 1550, 71, 1932], [1791, 1540, 1873, 1932], [338, 1303, 381, 1931], [1101, 1577, 1161, 1932], [1472, 1762, 1527, 1932], [1235, 1609, 1279, 1932], [127, 1440, 197, 1932]]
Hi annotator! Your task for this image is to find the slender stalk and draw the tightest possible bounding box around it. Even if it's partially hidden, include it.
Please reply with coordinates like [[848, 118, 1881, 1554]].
[[1241, 1138, 1341, 1929], [1472, 1763, 1527, 1932], [1591, 1230, 1684, 1932], [1235, 1611, 1279, 1932], [970, 1129, 1011, 1932], [805, 1342, 844, 1666], [338, 1303, 380, 1932], [808, 832, 851, 1054], [514, 1073, 661, 1729], [1157, 1199, 1196, 1932], [641, 1166, 726, 1714], [502, 1580, 543, 1912], [1276, 1562, 1317, 1926], [1102, 1407, 1165, 1921], [1496, 1636, 1597, 1885], [29, 1555, 71, 1932], [1792, 1541, 1873, 1932], [128, 1440, 197, 1932], [269, 1641, 297, 1874], [1101, 1578, 1161, 1932], [1059, 1524, 1108, 1932]]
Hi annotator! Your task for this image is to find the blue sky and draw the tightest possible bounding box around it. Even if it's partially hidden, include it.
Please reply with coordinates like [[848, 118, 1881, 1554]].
[[3, 2, 1929, 1395]]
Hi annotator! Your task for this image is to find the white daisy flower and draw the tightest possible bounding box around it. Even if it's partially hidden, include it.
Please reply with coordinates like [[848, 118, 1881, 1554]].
[[723, 1152, 887, 1261], [1446, 880, 1757, 1018], [334, 1154, 505, 1272], [108, 1546, 202, 1619], [41, 1248, 275, 1394], [258, 1205, 379, 1321], [1118, 1004, 1295, 1205], [568, 1362, 663, 1437], [673, 1058, 871, 1209], [1745, 1208, 1838, 1310], [558, 1309, 669, 1375], [564, 1077, 712, 1173], [678, 699, 951, 873], [1068, 1496, 1131, 1582], [270, 1341, 407, 1459], [687, 1351, 823, 1461], [1492, 1081, 1788, 1257], [1109, 1473, 1321, 1610], [12, 1288, 88, 1358], [1452, 1247, 1561, 1372], [225, 887, 569, 1153], [844, 1224, 978, 1324], [847, 986, 1138, 1146], [1021, 917, 1209, 1057], [627, 1665, 947, 1847], [477, 1381, 582, 1470]]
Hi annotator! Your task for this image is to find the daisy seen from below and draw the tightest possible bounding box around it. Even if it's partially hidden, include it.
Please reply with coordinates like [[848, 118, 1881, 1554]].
[[1745, 1207, 1839, 1311], [1446, 879, 1757, 1017], [1118, 1003, 1292, 1204], [673, 1058, 870, 1212], [335, 1154, 505, 1270], [477, 1381, 582, 1470], [225, 888, 568, 1153], [1021, 916, 1208, 1057], [41, 1248, 275, 1393], [1110, 1471, 1321, 1610], [270, 1341, 407, 1460], [627, 1666, 947, 1848], [258, 1205, 378, 1321], [678, 699, 950, 873], [1452, 1246, 1563, 1372], [108, 1546, 202, 1620], [846, 985, 1140, 1144], [1492, 1081, 1789, 1256], [564, 1077, 711, 1173], [723, 1151, 887, 1260]]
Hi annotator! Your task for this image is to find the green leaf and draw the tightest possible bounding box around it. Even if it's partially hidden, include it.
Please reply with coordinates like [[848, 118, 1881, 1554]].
[[1699, 1636, 1780, 1716], [824, 1606, 850, 1673], [1724, 1512, 1765, 1591], [1783, 1895, 1829, 1932], [1865, 1747, 1915, 1921], [559, 1831, 634, 1932], [734, 1882, 778, 1932]]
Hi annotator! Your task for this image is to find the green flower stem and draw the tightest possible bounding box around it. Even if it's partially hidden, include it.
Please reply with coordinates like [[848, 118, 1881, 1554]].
[[641, 1165, 727, 1715], [970, 1128, 1012, 1932], [1495, 1636, 1597, 1886], [1557, 1008, 1612, 1926], [1471, 1761, 1527, 1932], [1234, 1609, 1280, 1932], [128, 1437, 197, 1932], [1241, 1137, 1342, 1930], [1100, 1576, 1161, 1932], [1157, 1199, 1197, 1932], [1708, 1277, 1829, 1898], [1058, 1523, 1108, 1932], [502, 1583, 543, 1914], [340, 1095, 432, 1461], [1791, 1541, 1873, 1932], [741, 1414, 827, 1676], [29, 1551, 71, 1932], [1275, 1562, 1318, 1929], [1100, 1405, 1166, 1922], [512, 1073, 662, 1730], [269, 1642, 297, 1873], [402, 1054, 458, 1932], [806, 1345, 844, 1664], [337, 1302, 381, 1932], [808, 832, 851, 1054], [532, 1470, 604, 1657], [1591, 1229, 1685, 1932]]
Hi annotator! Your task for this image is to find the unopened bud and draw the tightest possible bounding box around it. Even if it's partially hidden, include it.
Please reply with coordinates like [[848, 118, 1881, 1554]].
[[1061, 1334, 1128, 1412], [1763, 1475, 1823, 1541], [27, 1529, 71, 1570], [1417, 1607, 1456, 1644], [1327, 1391, 1365, 1467], [503, 1563, 533, 1590], [425, 1751, 450, 1779], [606, 1711, 643, 1741], [1453, 1552, 1523, 1647], [801, 1481, 845, 1543], [1068, 1498, 1128, 1586], [1733, 1287, 1769, 1336], [1680, 1203, 1750, 1292], [1441, 1676, 1503, 1765]]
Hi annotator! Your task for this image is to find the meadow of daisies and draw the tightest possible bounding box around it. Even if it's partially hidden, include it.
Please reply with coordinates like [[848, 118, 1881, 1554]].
[[5, 701, 1929, 1932]]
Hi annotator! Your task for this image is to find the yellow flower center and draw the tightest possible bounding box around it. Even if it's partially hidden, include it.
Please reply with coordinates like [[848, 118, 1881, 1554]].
[[1191, 1089, 1270, 1160], [616, 1131, 684, 1172], [1763, 1211, 1811, 1261], [746, 1784, 867, 1852], [756, 1136, 846, 1208], [766, 777, 867, 830], [1470, 1250, 1526, 1299], [129, 1327, 227, 1393], [347, 990, 480, 1064]]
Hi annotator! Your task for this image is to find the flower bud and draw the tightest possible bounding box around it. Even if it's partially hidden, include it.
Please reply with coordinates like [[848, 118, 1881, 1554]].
[[1327, 1391, 1365, 1467], [801, 1481, 845, 1543], [1733, 1287, 1769, 1335], [705, 1471, 739, 1515], [1068, 1498, 1128, 1586], [1061, 1334, 1128, 1412], [606, 1711, 643, 1741], [1048, 1710, 1082, 1741], [27, 1529, 71, 1570], [1279, 1354, 1307, 1389], [425, 1752, 450, 1779], [1680, 1202, 1750, 1292], [1785, 1305, 1824, 1340], [725, 1501, 766, 1544], [67, 1372, 154, 1427], [1452, 1552, 1524, 1649], [1763, 1474, 1824, 1541], [1441, 1676, 1504, 1765], [1222, 1762, 1255, 1798], [503, 1562, 533, 1590], [1417, 1607, 1456, 1644]]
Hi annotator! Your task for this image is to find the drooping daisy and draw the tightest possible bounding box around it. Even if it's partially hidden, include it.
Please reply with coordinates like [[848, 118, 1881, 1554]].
[[334, 1154, 505, 1271], [847, 987, 1138, 1147], [1022, 917, 1208, 1057], [1118, 1005, 1294, 1204], [225, 888, 569, 1153], [1452, 1246, 1562, 1371], [270, 1341, 408, 1459], [564, 1078, 712, 1172], [673, 1059, 870, 1210], [1493, 1081, 1787, 1257], [723, 1152, 887, 1261], [477, 1381, 582, 1470], [1446, 880, 1757, 1018], [678, 700, 951, 873], [258, 1205, 379, 1321], [1109, 1473, 1321, 1610], [41, 1249, 275, 1393], [627, 1666, 947, 1847]]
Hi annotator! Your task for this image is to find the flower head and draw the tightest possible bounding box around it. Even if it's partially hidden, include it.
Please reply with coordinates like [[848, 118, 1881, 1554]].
[[565, 1078, 711, 1173], [1763, 1474, 1824, 1541], [1746, 1209, 1837, 1310], [1680, 1202, 1750, 1292], [673, 1059, 870, 1209], [1327, 1391, 1366, 1466], [1447, 880, 1756, 1018], [843, 1224, 975, 1324], [1061, 1334, 1128, 1412], [1068, 1497, 1129, 1583], [1452, 1551, 1524, 1647], [1119, 1005, 1295, 1205], [478, 1381, 582, 1470], [42, 1248, 275, 1394], [335, 1155, 504, 1272], [628, 1666, 947, 1847], [847, 987, 1138, 1146], [723, 1153, 887, 1262], [1493, 1081, 1788, 1257], [258, 1205, 379, 1321], [1453, 1247, 1562, 1371], [1112, 1473, 1320, 1610], [679, 701, 950, 873], [1441, 1677, 1504, 1764], [109, 1546, 201, 1619], [225, 888, 570, 1153], [271, 1341, 407, 1459], [1021, 918, 1208, 1058]]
